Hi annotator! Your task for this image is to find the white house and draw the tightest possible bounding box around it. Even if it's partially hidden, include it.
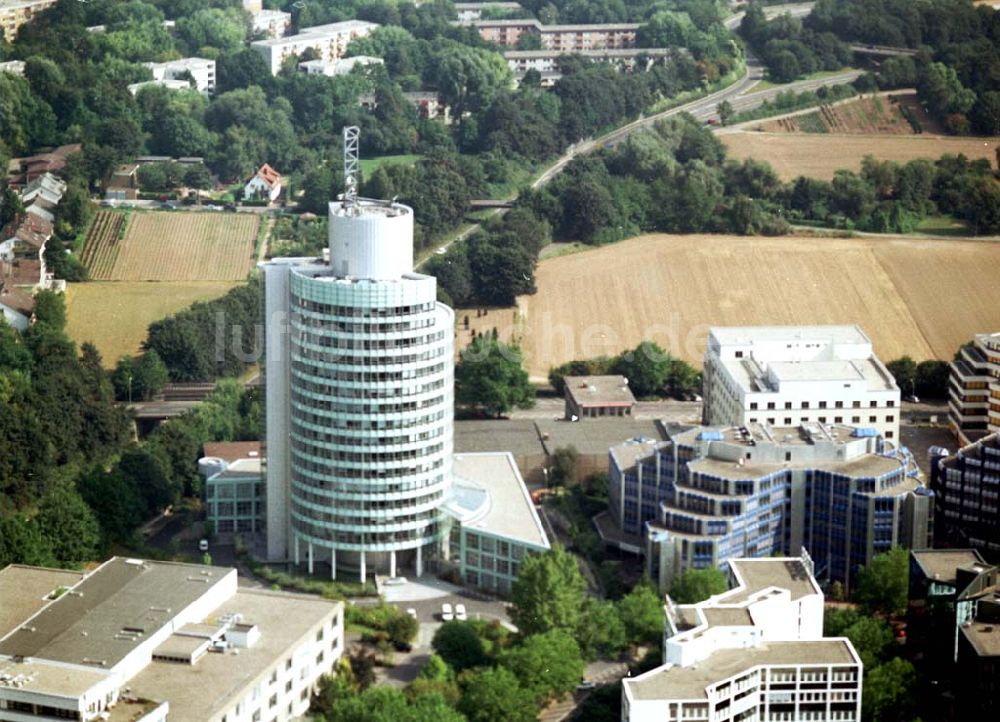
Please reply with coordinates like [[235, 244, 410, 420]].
[[244, 163, 282, 202], [144, 57, 216, 95]]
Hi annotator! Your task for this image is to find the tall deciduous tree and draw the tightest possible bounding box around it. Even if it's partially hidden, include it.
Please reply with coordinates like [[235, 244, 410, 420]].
[[431, 621, 489, 672], [617, 580, 666, 646], [36, 482, 101, 566], [500, 630, 584, 703], [670, 567, 729, 604], [457, 666, 537, 722], [455, 336, 534, 417], [852, 547, 909, 617], [510, 545, 587, 636], [613, 341, 672, 398]]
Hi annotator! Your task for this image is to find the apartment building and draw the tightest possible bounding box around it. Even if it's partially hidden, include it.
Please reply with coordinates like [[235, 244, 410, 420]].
[[623, 553, 863, 722], [252, 21, 379, 75], [455, 18, 640, 50], [144, 57, 216, 95], [930, 434, 1000, 556], [703, 326, 901, 442], [0, 0, 55, 43], [251, 8, 291, 39], [0, 557, 343, 722], [504, 47, 673, 85], [607, 421, 931, 592], [948, 331, 1000, 444]]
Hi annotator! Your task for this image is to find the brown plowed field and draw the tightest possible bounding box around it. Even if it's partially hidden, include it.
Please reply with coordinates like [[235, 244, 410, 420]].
[[459, 235, 1000, 381], [82, 210, 259, 281], [759, 94, 937, 135], [720, 132, 1000, 181]]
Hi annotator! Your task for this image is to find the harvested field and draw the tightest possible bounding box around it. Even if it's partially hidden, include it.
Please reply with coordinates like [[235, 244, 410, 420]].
[[462, 234, 1000, 381], [65, 281, 241, 365], [720, 131, 1000, 181], [758, 94, 937, 135], [81, 210, 259, 281]]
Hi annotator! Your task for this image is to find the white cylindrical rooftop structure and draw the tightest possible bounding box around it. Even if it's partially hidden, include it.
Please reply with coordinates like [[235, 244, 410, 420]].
[[328, 199, 414, 279]]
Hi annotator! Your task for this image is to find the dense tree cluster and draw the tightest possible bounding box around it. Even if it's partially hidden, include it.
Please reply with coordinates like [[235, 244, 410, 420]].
[[528, 115, 1000, 239], [803, 0, 1000, 135], [885, 357, 950, 399], [548, 342, 700, 399], [145, 277, 262, 381], [739, 3, 852, 83], [454, 335, 535, 417]]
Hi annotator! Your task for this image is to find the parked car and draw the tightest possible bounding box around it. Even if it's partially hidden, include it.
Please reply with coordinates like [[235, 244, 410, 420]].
[[441, 603, 454, 621], [577, 680, 597, 691], [406, 608, 417, 620], [224, 202, 237, 212], [455, 603, 467, 621], [159, 202, 176, 210], [198, 539, 209, 552]]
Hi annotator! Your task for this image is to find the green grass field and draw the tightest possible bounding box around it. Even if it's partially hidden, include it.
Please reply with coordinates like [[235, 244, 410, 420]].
[[359, 154, 423, 178], [65, 281, 242, 366]]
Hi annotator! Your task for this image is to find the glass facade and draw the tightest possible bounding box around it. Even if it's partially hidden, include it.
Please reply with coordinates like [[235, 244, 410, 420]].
[[285, 266, 454, 555]]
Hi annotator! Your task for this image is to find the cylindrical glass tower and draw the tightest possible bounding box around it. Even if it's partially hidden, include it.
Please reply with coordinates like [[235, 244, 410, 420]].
[[269, 199, 453, 578]]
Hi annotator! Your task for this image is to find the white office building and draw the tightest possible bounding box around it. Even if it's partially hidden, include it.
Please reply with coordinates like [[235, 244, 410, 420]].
[[623, 553, 863, 722], [0, 557, 343, 722], [703, 325, 901, 441], [143, 57, 216, 95], [252, 20, 379, 75], [299, 55, 384, 76], [261, 192, 454, 580]]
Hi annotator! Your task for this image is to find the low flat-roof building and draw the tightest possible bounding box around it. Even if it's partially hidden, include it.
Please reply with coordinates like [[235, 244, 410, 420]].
[[564, 374, 636, 419], [948, 332, 1000, 444], [454, 17, 641, 51], [930, 433, 1000, 558], [703, 325, 901, 442], [200, 441, 264, 539], [144, 57, 216, 95], [444, 452, 551, 594], [252, 20, 379, 75], [454, 2, 525, 21], [623, 553, 862, 722], [608, 421, 931, 592], [299, 55, 383, 76], [0, 557, 343, 722]]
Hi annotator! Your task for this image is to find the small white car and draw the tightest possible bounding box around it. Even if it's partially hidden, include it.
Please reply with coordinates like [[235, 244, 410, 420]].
[[455, 603, 467, 621], [198, 539, 209, 552], [406, 608, 418, 620], [383, 576, 408, 586], [441, 603, 454, 621]]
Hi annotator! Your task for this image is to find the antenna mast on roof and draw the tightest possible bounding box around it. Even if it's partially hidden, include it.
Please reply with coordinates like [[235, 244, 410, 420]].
[[342, 125, 359, 208]]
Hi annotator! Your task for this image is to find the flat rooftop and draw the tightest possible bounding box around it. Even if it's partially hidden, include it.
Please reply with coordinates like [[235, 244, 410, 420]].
[[252, 19, 377, 45], [0, 566, 85, 641], [453, 419, 544, 456], [537, 417, 662, 456], [0, 558, 234, 668], [961, 620, 1000, 658], [609, 437, 662, 471], [626, 639, 856, 701], [203, 441, 262, 464], [450, 452, 550, 549], [912, 549, 989, 586], [125, 589, 339, 721], [0, 658, 110, 700], [710, 325, 871, 347], [720, 558, 821, 604], [688, 452, 901, 482], [565, 375, 636, 408], [725, 356, 895, 394]]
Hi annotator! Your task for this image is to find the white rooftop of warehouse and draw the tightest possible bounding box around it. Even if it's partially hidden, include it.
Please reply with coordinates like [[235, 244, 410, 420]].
[[447, 452, 550, 549], [710, 324, 872, 347]]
